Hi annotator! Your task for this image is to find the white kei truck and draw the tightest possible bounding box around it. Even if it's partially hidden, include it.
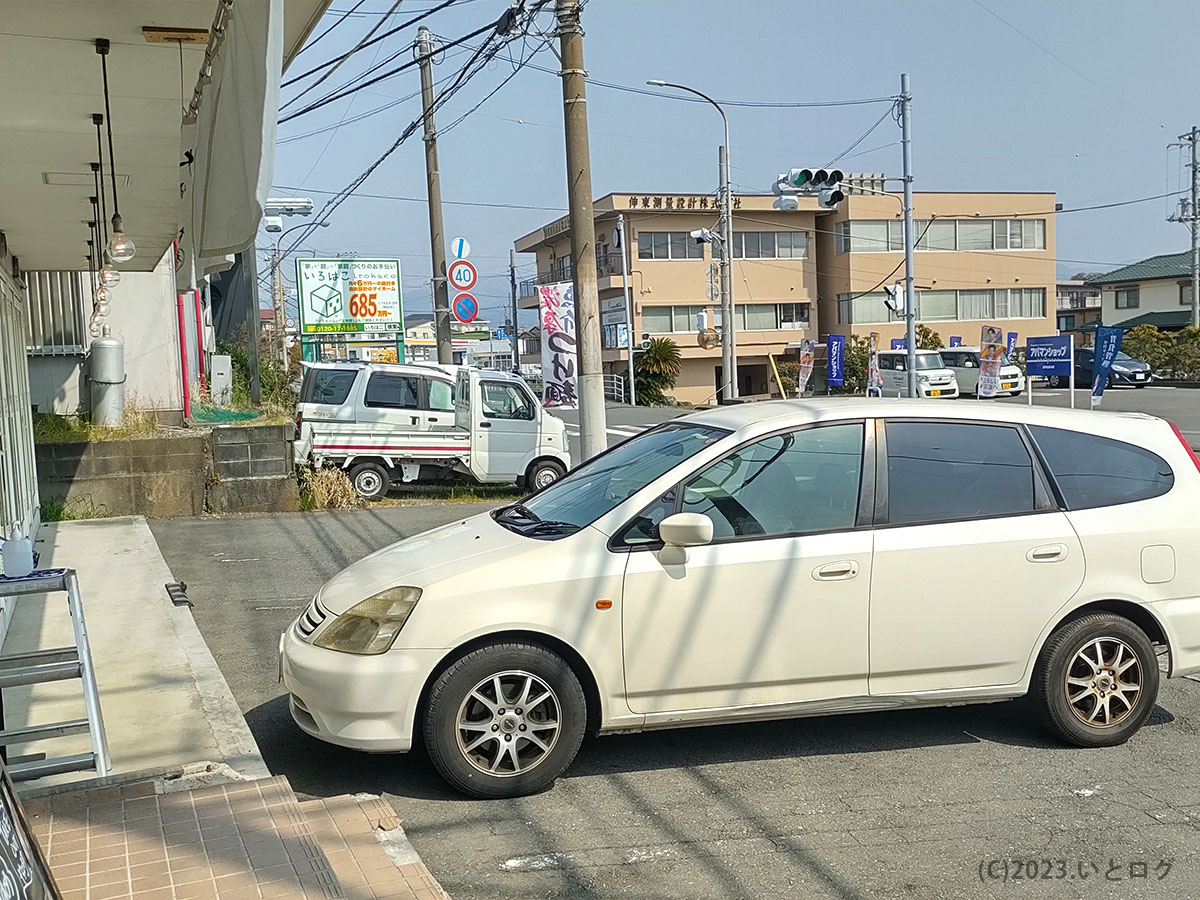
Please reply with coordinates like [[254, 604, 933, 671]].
[[294, 363, 571, 500]]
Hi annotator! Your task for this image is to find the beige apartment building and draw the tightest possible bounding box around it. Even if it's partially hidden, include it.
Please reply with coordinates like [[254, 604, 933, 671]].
[[515, 189, 1057, 406]]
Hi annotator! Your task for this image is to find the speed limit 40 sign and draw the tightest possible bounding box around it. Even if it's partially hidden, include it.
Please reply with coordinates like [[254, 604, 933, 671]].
[[447, 259, 477, 292]]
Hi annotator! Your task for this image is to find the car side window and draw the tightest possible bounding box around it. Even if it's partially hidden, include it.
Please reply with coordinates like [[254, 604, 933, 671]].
[[679, 423, 864, 541], [364, 373, 419, 409], [426, 378, 455, 412], [879, 356, 893, 371], [1029, 425, 1174, 510], [481, 382, 534, 420], [884, 421, 1036, 524], [619, 489, 678, 545], [940, 352, 958, 367]]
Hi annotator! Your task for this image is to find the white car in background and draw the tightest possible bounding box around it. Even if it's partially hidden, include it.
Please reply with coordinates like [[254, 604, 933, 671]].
[[940, 346, 1026, 396], [877, 350, 959, 398], [281, 399, 1200, 798]]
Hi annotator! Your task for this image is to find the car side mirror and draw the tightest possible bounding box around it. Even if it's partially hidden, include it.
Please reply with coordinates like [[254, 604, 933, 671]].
[[658, 513, 713, 547]]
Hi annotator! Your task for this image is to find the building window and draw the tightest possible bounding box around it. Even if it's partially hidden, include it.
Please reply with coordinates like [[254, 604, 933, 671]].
[[836, 218, 1047, 253], [641, 306, 674, 333], [778, 303, 810, 329], [637, 232, 703, 260], [1058, 315, 1076, 331], [836, 288, 1045, 324], [731, 232, 809, 260], [918, 291, 957, 322], [1114, 286, 1139, 309], [1181, 283, 1193, 306]]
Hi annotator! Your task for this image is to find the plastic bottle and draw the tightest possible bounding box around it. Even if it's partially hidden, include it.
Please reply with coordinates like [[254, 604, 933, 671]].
[[2, 525, 34, 578]]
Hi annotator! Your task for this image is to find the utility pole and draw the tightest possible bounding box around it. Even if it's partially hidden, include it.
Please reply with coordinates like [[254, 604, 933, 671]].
[[719, 144, 737, 400], [272, 247, 287, 371], [239, 249, 261, 405], [416, 26, 452, 363], [556, 0, 606, 460], [509, 249, 521, 374], [1170, 127, 1200, 329], [900, 72, 917, 396], [618, 213, 636, 406]]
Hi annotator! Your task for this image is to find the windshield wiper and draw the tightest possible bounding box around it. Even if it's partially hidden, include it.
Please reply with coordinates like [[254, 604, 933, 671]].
[[500, 503, 541, 523], [521, 520, 580, 536]]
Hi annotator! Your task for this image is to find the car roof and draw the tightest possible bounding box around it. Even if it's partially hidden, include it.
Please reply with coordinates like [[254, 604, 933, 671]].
[[674, 397, 1164, 441], [301, 360, 454, 380], [877, 348, 942, 354]]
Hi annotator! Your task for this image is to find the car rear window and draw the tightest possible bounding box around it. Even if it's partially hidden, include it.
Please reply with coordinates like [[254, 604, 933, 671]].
[[1028, 425, 1174, 510], [300, 368, 357, 406]]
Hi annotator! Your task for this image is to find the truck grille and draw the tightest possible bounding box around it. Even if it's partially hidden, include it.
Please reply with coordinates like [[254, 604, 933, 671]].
[[296, 596, 328, 638]]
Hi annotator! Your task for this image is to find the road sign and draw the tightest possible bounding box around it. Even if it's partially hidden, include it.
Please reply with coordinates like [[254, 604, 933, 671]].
[[451, 236, 471, 259], [452, 292, 479, 324], [295, 258, 403, 334], [285, 316, 296, 330], [448, 259, 477, 292]]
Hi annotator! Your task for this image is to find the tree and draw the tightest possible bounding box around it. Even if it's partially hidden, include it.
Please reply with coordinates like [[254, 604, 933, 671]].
[[634, 337, 682, 406], [1071, 272, 1105, 282], [1168, 327, 1200, 380], [915, 324, 944, 350], [1121, 324, 1171, 372]]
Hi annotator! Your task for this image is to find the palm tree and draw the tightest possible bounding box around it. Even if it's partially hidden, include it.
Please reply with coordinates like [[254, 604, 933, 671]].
[[634, 338, 682, 405]]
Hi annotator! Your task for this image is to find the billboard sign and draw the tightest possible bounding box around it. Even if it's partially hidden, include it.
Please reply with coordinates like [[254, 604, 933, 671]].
[[296, 258, 403, 334], [538, 282, 578, 408], [1025, 335, 1072, 377]]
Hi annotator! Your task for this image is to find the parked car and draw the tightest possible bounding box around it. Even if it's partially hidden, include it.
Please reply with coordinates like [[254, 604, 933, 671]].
[[938, 347, 1025, 396], [299, 366, 569, 499], [1048, 348, 1151, 389], [876, 350, 959, 397], [281, 399, 1200, 797]]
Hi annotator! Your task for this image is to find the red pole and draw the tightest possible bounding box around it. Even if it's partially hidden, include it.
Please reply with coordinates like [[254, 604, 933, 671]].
[[194, 288, 206, 392], [176, 293, 191, 418]]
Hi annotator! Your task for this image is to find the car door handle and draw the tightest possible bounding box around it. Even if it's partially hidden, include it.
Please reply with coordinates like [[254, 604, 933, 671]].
[[479, 421, 491, 428], [410, 416, 419, 425], [1028, 543, 1068, 563], [813, 561, 859, 581]]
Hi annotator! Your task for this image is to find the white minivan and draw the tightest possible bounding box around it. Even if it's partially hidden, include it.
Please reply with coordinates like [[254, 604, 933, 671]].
[[282, 399, 1200, 798], [877, 350, 959, 398], [939, 346, 1026, 397]]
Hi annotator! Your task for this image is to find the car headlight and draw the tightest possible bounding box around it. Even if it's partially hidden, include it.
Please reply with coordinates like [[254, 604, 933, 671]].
[[314, 587, 421, 655], [917, 374, 929, 383], [1112, 365, 1128, 373]]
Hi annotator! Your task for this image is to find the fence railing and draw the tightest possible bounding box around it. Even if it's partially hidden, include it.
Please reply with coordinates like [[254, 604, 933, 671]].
[[602, 374, 627, 403], [25, 271, 87, 355]]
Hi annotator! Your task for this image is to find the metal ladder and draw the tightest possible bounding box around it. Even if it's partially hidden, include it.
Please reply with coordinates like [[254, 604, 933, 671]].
[[0, 568, 111, 781]]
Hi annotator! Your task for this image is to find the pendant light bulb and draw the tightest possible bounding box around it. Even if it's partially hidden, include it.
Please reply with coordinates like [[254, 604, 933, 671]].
[[95, 285, 113, 306], [89, 320, 102, 338], [96, 299, 112, 317], [99, 262, 121, 287], [108, 213, 135, 262]]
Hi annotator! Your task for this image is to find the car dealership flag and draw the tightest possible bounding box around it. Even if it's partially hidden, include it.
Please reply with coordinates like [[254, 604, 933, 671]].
[[867, 333, 883, 397], [827, 335, 845, 387], [978, 325, 1005, 398], [1091, 325, 1124, 407], [795, 339, 815, 394]]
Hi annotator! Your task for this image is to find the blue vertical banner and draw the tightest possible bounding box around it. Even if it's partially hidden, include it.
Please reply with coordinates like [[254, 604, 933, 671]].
[[949, 336, 962, 347], [891, 338, 906, 350], [1006, 332, 1018, 359], [827, 334, 846, 387], [1091, 325, 1124, 407]]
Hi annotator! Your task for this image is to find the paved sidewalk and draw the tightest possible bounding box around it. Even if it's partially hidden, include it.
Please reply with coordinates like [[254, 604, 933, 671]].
[[4, 516, 266, 786]]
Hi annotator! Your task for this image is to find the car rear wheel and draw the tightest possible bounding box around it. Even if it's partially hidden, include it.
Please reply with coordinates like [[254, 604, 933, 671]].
[[1032, 614, 1159, 748], [424, 642, 586, 798], [348, 462, 390, 501]]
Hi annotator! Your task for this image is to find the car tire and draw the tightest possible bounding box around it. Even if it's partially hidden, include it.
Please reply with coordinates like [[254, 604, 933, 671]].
[[1031, 613, 1159, 748], [348, 462, 390, 501], [1048, 375, 1063, 388], [526, 459, 566, 492], [424, 642, 587, 798]]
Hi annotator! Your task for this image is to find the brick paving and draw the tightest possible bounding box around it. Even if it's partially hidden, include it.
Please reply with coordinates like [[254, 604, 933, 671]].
[[21, 775, 448, 900]]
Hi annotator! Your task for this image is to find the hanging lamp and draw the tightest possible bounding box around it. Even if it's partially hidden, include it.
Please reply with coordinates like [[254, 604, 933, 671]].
[[96, 39, 135, 262]]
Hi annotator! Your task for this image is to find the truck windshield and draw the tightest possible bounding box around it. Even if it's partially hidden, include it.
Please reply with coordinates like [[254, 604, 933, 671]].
[[300, 368, 357, 405], [496, 422, 729, 537]]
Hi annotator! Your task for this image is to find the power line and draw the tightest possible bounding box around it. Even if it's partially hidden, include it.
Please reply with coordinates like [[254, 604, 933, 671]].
[[271, 185, 566, 212], [822, 102, 898, 169], [291, 0, 367, 60]]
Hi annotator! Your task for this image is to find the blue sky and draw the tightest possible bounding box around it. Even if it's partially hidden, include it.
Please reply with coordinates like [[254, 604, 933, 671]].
[[269, 0, 1200, 326]]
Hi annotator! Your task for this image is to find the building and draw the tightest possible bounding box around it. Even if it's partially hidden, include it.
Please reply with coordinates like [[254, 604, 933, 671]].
[[1055, 279, 1102, 343], [1088, 251, 1197, 332], [515, 188, 1058, 405]]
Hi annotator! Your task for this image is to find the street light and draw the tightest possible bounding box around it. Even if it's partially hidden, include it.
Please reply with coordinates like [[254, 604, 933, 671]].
[[273, 220, 329, 372], [647, 79, 737, 400]]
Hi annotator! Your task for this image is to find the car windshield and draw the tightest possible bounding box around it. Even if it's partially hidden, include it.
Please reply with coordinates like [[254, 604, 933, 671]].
[[495, 422, 729, 537], [1114, 351, 1136, 362], [915, 354, 945, 370], [300, 367, 357, 405]]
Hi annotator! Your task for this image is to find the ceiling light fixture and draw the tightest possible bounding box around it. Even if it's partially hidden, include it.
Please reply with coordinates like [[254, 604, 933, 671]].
[[96, 39, 136, 262]]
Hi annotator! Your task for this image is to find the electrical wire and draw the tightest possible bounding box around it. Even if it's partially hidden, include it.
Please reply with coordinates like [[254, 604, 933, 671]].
[[292, 0, 367, 60], [821, 102, 899, 169]]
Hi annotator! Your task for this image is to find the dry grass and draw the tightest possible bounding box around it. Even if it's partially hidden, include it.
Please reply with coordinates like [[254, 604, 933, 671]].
[[298, 466, 364, 510], [34, 404, 163, 444]]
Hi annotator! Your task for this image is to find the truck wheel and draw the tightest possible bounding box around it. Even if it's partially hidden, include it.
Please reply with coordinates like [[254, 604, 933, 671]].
[[526, 459, 565, 491], [424, 642, 587, 798], [348, 462, 390, 501], [1031, 613, 1159, 748]]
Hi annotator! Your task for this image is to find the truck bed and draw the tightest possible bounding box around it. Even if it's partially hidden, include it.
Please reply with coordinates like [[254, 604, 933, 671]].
[[310, 424, 471, 467]]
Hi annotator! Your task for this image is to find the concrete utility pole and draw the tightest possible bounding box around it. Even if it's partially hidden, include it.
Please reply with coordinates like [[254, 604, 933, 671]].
[[618, 213, 636, 406], [555, 0, 606, 460], [239, 249, 261, 405], [509, 249, 521, 374], [1173, 127, 1200, 329], [416, 26, 452, 363], [900, 72, 918, 395]]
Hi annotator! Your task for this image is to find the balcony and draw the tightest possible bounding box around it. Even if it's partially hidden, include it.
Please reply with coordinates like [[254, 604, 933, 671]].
[[519, 252, 629, 304]]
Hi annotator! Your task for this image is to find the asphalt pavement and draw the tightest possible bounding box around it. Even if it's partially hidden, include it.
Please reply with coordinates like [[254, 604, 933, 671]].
[[153, 494, 1200, 900]]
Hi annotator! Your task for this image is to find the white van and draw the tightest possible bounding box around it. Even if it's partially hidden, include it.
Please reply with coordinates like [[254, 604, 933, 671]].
[[876, 350, 959, 398], [939, 347, 1025, 396]]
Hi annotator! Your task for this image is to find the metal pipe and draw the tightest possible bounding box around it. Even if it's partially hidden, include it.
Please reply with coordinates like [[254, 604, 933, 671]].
[[176, 292, 191, 418]]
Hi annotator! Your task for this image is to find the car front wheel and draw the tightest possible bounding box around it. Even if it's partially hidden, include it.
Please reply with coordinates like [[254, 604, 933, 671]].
[[1048, 375, 1063, 388], [1031, 614, 1159, 748], [424, 642, 587, 798], [526, 459, 566, 491]]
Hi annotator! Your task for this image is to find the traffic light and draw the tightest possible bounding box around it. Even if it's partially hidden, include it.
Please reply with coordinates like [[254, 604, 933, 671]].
[[772, 168, 846, 209]]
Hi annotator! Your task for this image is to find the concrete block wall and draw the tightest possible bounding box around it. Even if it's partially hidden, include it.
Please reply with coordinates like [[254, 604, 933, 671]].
[[211, 425, 293, 479]]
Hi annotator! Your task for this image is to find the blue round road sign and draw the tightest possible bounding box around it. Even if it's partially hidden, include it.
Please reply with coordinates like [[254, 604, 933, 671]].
[[452, 292, 479, 324]]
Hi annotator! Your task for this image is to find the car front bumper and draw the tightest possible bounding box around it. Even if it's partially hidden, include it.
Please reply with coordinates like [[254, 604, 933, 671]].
[[1110, 370, 1151, 385], [918, 384, 959, 399], [280, 626, 444, 752]]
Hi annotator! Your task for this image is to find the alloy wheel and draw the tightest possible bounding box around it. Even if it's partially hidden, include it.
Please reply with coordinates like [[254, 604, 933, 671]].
[[455, 670, 561, 776], [1065, 637, 1141, 727]]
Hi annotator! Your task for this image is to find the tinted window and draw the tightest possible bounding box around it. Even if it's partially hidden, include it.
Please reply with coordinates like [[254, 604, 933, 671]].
[[620, 488, 678, 545], [681, 424, 864, 540], [480, 382, 533, 420], [427, 378, 454, 412], [364, 373, 418, 409], [886, 422, 1036, 524], [300, 368, 357, 405], [1029, 425, 1174, 510]]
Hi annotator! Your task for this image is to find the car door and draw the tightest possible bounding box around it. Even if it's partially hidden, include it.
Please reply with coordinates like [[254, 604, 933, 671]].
[[357, 371, 423, 430], [422, 375, 455, 430], [620, 421, 873, 714], [951, 351, 981, 394], [879, 355, 901, 395], [473, 378, 538, 479], [868, 419, 1085, 695], [1075, 349, 1094, 383]]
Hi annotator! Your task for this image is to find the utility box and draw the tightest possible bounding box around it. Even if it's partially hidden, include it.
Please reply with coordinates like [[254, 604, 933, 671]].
[[210, 355, 233, 405]]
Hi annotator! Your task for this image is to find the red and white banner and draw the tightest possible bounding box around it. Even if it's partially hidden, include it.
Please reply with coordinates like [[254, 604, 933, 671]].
[[538, 282, 577, 408]]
